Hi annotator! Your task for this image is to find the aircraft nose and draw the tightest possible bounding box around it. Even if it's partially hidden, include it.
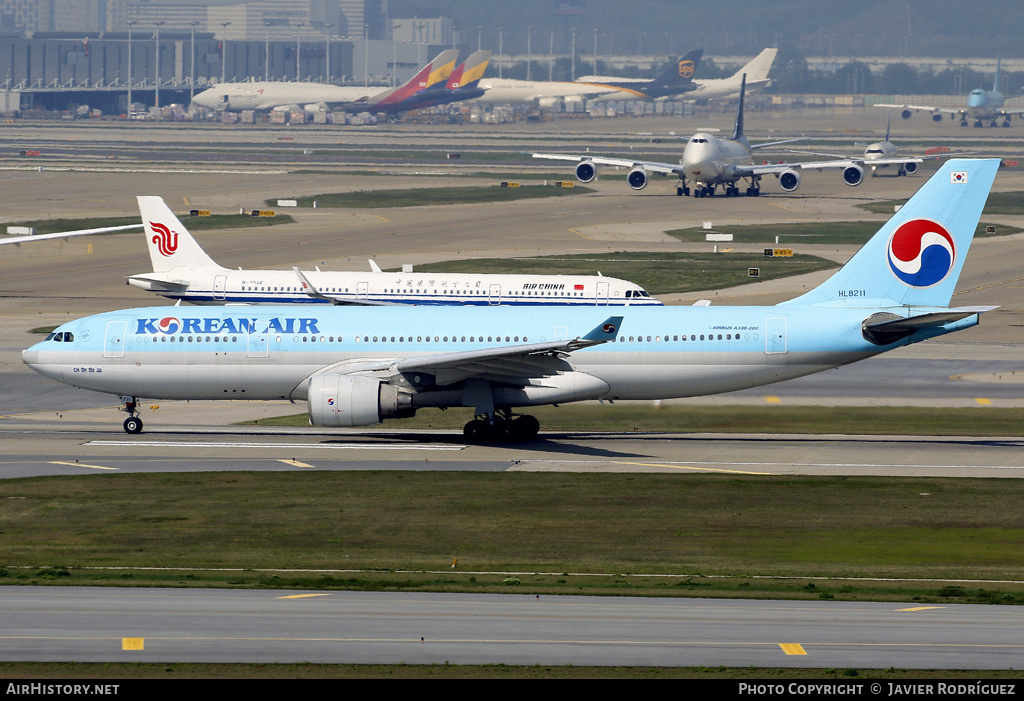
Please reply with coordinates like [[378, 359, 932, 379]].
[[22, 347, 38, 367]]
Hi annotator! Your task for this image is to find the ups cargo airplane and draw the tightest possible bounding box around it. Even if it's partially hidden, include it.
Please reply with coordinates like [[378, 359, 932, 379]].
[[24, 159, 999, 440], [127, 197, 659, 307], [475, 50, 702, 106]]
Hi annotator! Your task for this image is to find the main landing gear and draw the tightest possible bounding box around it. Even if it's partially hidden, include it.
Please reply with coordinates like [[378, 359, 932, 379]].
[[121, 396, 143, 434], [463, 410, 540, 443]]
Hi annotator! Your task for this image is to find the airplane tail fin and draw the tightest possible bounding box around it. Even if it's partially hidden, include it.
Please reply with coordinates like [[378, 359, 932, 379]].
[[731, 74, 747, 142], [425, 49, 460, 89], [367, 49, 459, 109], [137, 196, 225, 273], [652, 49, 702, 85], [781, 159, 1000, 309], [735, 47, 777, 83], [449, 50, 492, 89]]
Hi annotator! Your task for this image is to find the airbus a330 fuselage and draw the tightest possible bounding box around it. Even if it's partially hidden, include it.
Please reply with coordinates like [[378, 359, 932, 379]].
[[25, 159, 1000, 440]]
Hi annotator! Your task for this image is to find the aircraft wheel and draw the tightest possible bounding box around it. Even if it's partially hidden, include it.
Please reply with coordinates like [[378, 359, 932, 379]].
[[464, 419, 499, 444], [513, 415, 541, 441], [123, 417, 143, 434], [676, 186, 684, 196]]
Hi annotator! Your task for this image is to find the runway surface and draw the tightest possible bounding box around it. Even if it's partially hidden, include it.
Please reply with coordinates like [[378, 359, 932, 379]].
[[3, 586, 1023, 668]]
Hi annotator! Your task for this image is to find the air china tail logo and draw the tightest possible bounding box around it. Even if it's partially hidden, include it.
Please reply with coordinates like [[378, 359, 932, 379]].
[[887, 219, 956, 288], [603, 323, 617, 334], [679, 60, 695, 79], [149, 221, 178, 257]]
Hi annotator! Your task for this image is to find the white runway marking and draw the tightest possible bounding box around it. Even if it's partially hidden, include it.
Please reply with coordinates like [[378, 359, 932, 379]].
[[84, 440, 464, 451]]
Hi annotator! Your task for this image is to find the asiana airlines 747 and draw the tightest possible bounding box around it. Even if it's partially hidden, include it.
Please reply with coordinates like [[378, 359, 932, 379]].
[[23, 160, 1000, 441]]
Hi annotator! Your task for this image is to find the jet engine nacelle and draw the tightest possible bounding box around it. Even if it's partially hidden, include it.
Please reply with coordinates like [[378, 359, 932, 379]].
[[575, 161, 597, 183], [778, 169, 801, 192], [843, 164, 865, 186], [904, 161, 918, 174], [304, 102, 328, 114], [931, 112, 943, 122], [626, 167, 648, 190], [307, 373, 413, 427], [901, 109, 912, 119]]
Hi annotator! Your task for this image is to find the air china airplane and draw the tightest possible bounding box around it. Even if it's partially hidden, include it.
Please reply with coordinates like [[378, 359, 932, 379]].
[[128, 197, 660, 307], [24, 159, 999, 440]]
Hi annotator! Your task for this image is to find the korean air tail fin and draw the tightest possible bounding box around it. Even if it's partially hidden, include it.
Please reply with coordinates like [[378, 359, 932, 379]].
[[781, 159, 1000, 309], [137, 196, 225, 273]]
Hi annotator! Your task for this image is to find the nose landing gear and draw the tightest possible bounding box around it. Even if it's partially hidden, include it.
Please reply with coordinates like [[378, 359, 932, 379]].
[[120, 396, 143, 434]]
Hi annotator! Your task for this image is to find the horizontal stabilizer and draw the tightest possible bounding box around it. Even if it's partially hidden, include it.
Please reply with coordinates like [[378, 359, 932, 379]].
[[862, 306, 998, 345]]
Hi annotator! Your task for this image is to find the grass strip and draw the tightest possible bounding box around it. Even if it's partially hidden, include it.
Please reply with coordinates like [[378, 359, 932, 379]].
[[666, 221, 1020, 245], [2, 473, 1024, 603], [241, 405, 1024, 437], [858, 192, 1024, 216], [277, 185, 594, 208], [407, 251, 838, 295]]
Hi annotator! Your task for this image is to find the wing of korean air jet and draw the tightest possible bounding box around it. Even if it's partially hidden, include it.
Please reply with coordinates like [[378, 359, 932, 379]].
[[328, 316, 623, 386]]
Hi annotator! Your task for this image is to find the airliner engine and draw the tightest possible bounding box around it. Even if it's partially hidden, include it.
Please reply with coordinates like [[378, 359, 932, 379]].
[[575, 161, 597, 183], [307, 374, 413, 427], [779, 169, 801, 192], [843, 164, 865, 186], [627, 167, 648, 190]]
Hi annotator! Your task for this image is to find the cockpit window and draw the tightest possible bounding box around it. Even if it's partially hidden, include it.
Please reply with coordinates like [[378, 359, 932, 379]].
[[63, 332, 73, 342], [45, 333, 56, 341]]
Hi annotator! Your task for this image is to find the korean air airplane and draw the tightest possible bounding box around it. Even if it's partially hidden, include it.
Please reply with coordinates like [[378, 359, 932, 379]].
[[23, 159, 1000, 441], [128, 196, 659, 307]]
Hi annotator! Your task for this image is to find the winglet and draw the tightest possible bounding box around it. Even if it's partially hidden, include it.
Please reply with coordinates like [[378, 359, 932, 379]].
[[579, 316, 623, 344], [292, 266, 335, 303]]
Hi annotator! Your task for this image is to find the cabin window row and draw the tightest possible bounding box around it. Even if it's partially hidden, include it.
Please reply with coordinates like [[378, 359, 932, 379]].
[[354, 335, 528, 343], [616, 333, 749, 342]]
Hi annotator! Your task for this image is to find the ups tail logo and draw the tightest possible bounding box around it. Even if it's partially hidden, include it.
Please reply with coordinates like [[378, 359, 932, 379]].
[[678, 60, 695, 79]]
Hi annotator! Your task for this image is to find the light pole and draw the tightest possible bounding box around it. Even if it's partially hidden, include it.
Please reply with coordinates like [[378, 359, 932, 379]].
[[592, 29, 598, 76], [391, 21, 397, 87], [188, 20, 199, 100], [498, 26, 503, 78], [126, 19, 135, 115], [477, 26, 483, 52], [153, 21, 164, 110], [264, 23, 271, 80], [295, 23, 303, 81], [571, 27, 576, 81], [219, 21, 231, 83], [363, 24, 369, 88], [324, 23, 332, 82], [527, 26, 532, 81]]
